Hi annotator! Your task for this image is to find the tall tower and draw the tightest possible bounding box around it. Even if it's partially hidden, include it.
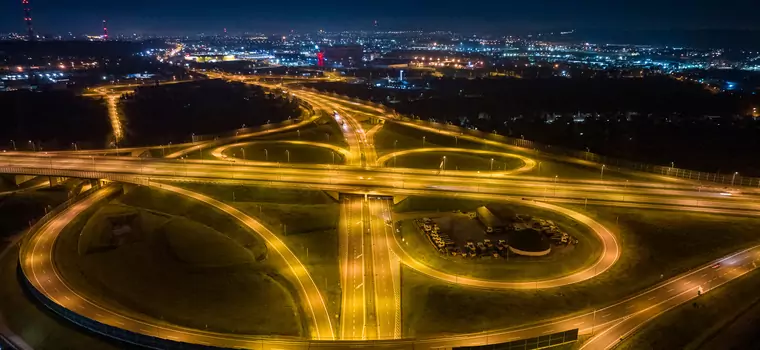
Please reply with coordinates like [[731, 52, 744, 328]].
[[22, 0, 34, 40], [102, 20, 108, 40]]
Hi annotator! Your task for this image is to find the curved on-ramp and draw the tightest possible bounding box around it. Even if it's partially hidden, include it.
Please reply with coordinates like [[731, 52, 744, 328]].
[[376, 147, 537, 175], [20, 184, 336, 347], [210, 140, 350, 164], [383, 197, 620, 289]]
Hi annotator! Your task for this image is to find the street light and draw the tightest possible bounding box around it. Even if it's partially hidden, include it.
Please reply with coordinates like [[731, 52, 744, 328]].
[[490, 158, 494, 171], [554, 175, 558, 196], [10, 140, 15, 151], [732, 172, 739, 186], [240, 148, 246, 160], [442, 156, 446, 173], [394, 140, 398, 150], [422, 136, 426, 147], [264, 149, 268, 162], [601, 164, 606, 180], [286, 149, 290, 163], [454, 136, 458, 147], [72, 142, 78, 151]]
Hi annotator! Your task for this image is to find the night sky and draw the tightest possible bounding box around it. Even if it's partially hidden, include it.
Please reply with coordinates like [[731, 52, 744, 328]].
[[0, 0, 759, 36]]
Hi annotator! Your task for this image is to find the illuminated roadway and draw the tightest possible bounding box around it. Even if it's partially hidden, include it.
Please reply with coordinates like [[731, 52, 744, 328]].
[[20, 185, 760, 349], [339, 196, 368, 340], [13, 79, 760, 349]]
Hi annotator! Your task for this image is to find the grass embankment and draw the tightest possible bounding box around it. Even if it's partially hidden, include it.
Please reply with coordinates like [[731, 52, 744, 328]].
[[387, 152, 524, 172], [395, 198, 601, 281], [618, 268, 760, 350], [167, 183, 342, 331], [224, 143, 344, 164], [401, 200, 760, 338], [54, 188, 303, 336]]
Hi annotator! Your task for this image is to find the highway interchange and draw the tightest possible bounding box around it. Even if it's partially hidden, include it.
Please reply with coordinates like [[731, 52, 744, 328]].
[[7, 75, 760, 349]]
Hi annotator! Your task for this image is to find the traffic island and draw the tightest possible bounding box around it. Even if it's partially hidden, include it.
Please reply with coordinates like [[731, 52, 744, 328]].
[[395, 197, 601, 282]]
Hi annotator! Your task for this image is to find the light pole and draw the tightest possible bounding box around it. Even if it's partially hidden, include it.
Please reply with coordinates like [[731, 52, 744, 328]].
[[422, 136, 426, 147], [10, 140, 15, 151], [394, 140, 398, 150], [442, 156, 446, 173], [732, 172, 738, 186], [297, 129, 300, 139], [554, 175, 558, 196], [286, 149, 290, 163], [455, 136, 458, 147], [332, 152, 335, 165], [28, 140, 35, 152], [240, 148, 246, 160], [325, 133, 330, 143], [72, 142, 78, 151], [600, 164, 606, 180], [490, 158, 494, 171], [264, 149, 268, 162]]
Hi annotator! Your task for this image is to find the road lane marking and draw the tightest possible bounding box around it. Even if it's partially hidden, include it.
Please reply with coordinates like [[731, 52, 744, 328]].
[[355, 283, 363, 289], [701, 273, 707, 277], [666, 288, 674, 292], [647, 296, 656, 301], [601, 313, 611, 318], [625, 305, 634, 309], [573, 322, 585, 326]]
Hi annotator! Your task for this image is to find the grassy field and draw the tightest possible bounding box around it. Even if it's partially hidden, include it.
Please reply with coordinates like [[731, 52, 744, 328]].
[[401, 201, 760, 338], [116, 186, 268, 258], [54, 196, 303, 336], [387, 152, 524, 172], [617, 268, 760, 350], [374, 122, 640, 181], [395, 200, 601, 281], [166, 183, 342, 332], [224, 143, 345, 164]]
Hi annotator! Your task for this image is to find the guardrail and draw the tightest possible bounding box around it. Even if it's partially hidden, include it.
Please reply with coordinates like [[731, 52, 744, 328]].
[[17, 183, 108, 251], [321, 91, 759, 188]]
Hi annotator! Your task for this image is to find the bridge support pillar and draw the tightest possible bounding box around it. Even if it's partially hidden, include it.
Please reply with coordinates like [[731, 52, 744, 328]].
[[14, 175, 36, 186], [48, 176, 68, 187], [324, 191, 340, 202], [122, 183, 138, 195]]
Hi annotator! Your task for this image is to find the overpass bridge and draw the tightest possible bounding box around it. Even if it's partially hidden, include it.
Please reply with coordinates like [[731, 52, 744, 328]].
[[2, 153, 759, 214]]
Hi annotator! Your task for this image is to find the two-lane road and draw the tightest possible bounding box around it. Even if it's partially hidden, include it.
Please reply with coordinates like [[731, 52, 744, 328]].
[[339, 197, 367, 340]]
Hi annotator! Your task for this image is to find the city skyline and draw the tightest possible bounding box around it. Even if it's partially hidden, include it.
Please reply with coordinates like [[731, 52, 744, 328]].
[[1, 0, 759, 36]]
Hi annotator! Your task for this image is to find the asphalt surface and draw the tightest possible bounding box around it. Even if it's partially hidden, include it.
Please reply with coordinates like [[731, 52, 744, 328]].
[[339, 197, 367, 340]]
